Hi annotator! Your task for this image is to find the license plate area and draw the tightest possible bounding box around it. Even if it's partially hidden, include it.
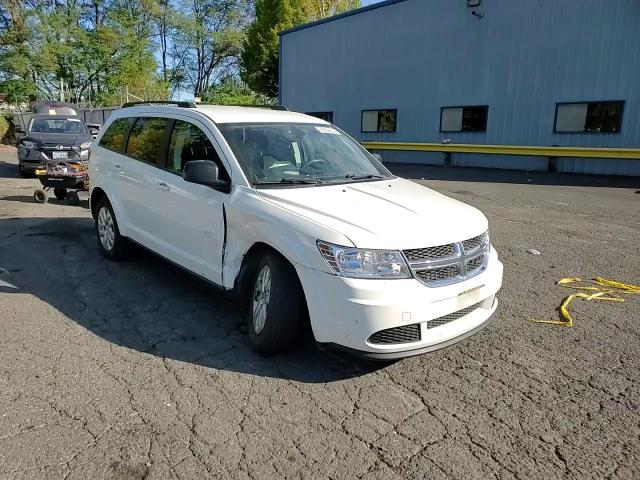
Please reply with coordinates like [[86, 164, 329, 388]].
[[52, 151, 68, 159]]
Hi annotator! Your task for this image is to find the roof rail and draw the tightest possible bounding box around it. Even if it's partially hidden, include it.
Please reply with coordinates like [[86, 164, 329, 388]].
[[217, 103, 288, 111], [121, 100, 196, 108]]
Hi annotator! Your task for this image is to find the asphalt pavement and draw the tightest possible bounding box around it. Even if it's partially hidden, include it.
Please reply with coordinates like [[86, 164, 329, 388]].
[[1, 146, 639, 479]]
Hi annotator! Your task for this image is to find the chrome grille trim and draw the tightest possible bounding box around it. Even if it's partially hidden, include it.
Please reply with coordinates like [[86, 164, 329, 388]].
[[368, 323, 421, 345], [404, 243, 455, 262], [403, 232, 489, 287], [427, 302, 480, 329]]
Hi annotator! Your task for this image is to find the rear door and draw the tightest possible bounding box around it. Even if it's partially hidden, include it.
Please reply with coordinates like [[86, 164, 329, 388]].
[[119, 116, 172, 250], [144, 116, 229, 283]]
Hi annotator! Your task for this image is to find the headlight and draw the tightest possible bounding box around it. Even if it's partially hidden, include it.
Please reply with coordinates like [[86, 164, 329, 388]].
[[22, 140, 36, 149], [78, 141, 92, 149], [317, 241, 411, 279]]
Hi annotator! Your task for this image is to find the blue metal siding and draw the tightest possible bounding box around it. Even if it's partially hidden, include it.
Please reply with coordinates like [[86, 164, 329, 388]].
[[280, 0, 640, 174]]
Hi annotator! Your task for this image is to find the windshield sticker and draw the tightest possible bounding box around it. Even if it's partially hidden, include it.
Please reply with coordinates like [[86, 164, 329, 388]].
[[315, 126, 340, 135]]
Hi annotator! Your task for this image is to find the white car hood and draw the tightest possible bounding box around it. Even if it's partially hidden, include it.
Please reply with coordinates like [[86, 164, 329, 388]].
[[257, 177, 488, 250]]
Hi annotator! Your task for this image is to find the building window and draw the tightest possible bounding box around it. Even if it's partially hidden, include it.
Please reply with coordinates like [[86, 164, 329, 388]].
[[306, 111, 333, 122], [361, 109, 397, 133], [440, 106, 488, 132], [554, 101, 624, 133]]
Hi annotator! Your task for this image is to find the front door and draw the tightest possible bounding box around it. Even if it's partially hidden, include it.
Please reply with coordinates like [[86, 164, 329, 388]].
[[146, 118, 228, 284]]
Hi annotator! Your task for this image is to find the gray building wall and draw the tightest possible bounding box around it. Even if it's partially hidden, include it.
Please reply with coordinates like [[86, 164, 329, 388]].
[[280, 0, 640, 175]]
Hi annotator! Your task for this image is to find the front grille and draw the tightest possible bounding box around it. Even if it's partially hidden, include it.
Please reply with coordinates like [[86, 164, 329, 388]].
[[369, 324, 421, 345], [466, 254, 486, 273], [463, 233, 486, 253], [416, 265, 460, 282], [404, 244, 455, 261], [403, 231, 489, 287], [427, 303, 480, 329]]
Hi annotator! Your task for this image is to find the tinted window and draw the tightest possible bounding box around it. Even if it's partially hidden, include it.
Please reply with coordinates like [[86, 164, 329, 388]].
[[126, 117, 168, 164], [555, 101, 624, 133], [361, 109, 396, 133], [99, 118, 133, 152], [441, 106, 488, 132], [167, 120, 229, 181]]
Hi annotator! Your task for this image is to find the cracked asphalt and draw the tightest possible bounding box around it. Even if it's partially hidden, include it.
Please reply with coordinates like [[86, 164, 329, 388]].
[[1, 145, 639, 479]]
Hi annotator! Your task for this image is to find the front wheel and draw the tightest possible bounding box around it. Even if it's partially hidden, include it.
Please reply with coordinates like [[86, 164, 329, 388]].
[[95, 197, 128, 260], [247, 253, 305, 355]]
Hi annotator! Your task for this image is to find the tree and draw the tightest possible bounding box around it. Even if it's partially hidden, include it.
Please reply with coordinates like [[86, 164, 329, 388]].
[[200, 76, 274, 105], [240, 0, 360, 99], [174, 0, 250, 97]]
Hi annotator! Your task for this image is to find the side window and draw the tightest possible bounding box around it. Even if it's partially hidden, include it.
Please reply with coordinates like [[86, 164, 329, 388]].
[[125, 117, 168, 164], [98, 118, 133, 152], [167, 120, 229, 181]]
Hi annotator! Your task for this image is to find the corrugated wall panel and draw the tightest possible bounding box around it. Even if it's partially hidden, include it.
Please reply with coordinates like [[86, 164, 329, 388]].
[[281, 0, 640, 175]]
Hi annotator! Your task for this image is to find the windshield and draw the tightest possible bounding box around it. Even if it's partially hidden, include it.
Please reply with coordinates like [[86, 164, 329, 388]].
[[218, 123, 392, 186], [29, 117, 87, 135]]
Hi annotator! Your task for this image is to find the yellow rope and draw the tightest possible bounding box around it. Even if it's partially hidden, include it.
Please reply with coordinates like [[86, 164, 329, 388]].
[[531, 277, 639, 327]]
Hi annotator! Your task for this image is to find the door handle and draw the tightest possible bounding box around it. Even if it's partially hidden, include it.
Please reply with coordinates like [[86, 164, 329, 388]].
[[153, 179, 170, 191]]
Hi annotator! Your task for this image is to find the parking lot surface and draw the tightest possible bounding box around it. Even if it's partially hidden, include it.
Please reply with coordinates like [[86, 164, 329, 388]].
[[1, 146, 639, 480]]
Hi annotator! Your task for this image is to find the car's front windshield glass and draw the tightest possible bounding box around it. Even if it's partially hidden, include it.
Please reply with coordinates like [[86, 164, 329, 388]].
[[29, 117, 86, 135], [218, 122, 392, 186]]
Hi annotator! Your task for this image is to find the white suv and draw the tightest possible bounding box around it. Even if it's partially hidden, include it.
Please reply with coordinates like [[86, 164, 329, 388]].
[[89, 102, 503, 359]]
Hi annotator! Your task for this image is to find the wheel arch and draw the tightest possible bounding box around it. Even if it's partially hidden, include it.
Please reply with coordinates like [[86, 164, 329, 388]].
[[89, 187, 107, 219]]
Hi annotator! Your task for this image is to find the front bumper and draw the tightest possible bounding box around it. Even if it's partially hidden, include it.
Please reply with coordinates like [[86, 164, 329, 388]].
[[298, 246, 503, 359]]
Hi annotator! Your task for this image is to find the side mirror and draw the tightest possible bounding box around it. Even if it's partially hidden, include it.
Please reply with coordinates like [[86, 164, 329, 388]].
[[371, 153, 383, 163], [183, 160, 229, 190], [15, 127, 25, 134]]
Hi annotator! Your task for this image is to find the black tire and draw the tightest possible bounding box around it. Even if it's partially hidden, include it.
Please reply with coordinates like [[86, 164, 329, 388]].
[[66, 190, 79, 206], [95, 197, 128, 260], [54, 187, 67, 200], [18, 165, 28, 178], [247, 252, 305, 355], [33, 189, 47, 203]]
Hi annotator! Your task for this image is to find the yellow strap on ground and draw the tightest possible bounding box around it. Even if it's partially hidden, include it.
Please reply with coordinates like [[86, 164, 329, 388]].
[[531, 276, 638, 327]]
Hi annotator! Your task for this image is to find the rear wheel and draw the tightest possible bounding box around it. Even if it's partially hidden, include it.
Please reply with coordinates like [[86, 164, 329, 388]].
[[66, 190, 79, 206], [18, 165, 28, 178], [54, 187, 67, 200], [247, 252, 305, 354], [95, 197, 128, 260]]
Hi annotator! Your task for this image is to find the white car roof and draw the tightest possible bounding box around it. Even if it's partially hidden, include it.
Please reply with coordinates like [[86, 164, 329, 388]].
[[109, 104, 329, 125], [196, 105, 328, 124]]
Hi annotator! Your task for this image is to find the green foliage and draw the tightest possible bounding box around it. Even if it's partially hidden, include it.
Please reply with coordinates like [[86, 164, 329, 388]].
[[0, 0, 361, 105], [0, 114, 14, 145], [0, 79, 37, 104], [240, 0, 360, 99], [200, 77, 274, 105]]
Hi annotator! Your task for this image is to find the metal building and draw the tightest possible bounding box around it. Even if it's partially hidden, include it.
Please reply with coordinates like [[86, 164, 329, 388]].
[[279, 0, 640, 175]]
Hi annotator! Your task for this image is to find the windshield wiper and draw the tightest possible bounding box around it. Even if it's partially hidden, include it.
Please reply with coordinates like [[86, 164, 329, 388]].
[[344, 173, 385, 180], [255, 178, 325, 185]]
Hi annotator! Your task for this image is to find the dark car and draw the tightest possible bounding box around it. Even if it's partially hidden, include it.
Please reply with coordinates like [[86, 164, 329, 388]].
[[17, 115, 93, 177]]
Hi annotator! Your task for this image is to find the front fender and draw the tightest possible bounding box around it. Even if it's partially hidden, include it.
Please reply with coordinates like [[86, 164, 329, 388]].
[[221, 188, 352, 290]]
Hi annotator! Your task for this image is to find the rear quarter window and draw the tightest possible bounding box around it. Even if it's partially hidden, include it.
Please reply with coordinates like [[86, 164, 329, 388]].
[[99, 118, 134, 152]]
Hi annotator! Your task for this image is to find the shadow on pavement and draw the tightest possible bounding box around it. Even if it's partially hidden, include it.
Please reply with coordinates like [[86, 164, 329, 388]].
[[0, 159, 19, 179], [0, 216, 384, 383], [0, 194, 89, 208], [388, 163, 640, 189]]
